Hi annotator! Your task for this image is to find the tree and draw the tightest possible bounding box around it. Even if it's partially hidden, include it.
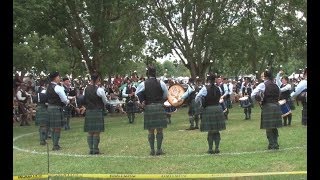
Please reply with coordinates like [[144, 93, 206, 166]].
[[13, 0, 147, 78], [141, 0, 307, 78]]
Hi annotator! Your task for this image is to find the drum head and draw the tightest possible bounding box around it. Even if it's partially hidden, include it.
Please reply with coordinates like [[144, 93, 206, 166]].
[[167, 84, 185, 107], [164, 100, 171, 107], [239, 96, 248, 101], [219, 98, 224, 103], [278, 99, 286, 105]]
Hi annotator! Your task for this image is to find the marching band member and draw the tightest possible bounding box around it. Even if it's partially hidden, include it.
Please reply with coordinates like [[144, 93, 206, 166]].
[[33, 79, 49, 145], [16, 83, 32, 126], [46, 71, 70, 151], [276, 70, 294, 126], [83, 73, 109, 154], [251, 70, 283, 150], [122, 78, 139, 124], [220, 77, 231, 120], [195, 73, 226, 154], [178, 77, 202, 130], [240, 77, 253, 120], [135, 65, 168, 156], [290, 67, 307, 126], [61, 77, 73, 130]]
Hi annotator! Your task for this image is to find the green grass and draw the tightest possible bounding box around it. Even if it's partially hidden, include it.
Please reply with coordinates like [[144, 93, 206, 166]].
[[13, 102, 307, 179]]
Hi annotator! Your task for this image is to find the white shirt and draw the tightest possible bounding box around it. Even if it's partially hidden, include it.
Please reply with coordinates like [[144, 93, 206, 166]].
[[290, 79, 307, 98], [275, 72, 292, 93], [16, 90, 31, 101]]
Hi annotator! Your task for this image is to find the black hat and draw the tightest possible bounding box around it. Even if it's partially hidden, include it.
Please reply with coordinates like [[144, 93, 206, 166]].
[[49, 71, 60, 80], [62, 77, 69, 81], [263, 70, 273, 79], [146, 65, 156, 77], [90, 73, 100, 81], [207, 73, 217, 82]]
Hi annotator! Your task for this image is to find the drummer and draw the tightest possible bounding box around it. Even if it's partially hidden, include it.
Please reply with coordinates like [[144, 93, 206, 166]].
[[178, 77, 202, 130], [251, 70, 283, 150], [276, 70, 294, 126], [195, 73, 226, 154], [240, 77, 254, 120], [164, 79, 176, 124], [135, 65, 168, 156]]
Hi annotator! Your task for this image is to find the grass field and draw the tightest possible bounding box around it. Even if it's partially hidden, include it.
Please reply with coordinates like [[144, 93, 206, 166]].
[[13, 102, 307, 179]]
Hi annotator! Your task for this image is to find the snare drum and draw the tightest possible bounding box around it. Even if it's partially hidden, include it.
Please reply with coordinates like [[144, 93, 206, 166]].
[[239, 96, 251, 108], [278, 99, 291, 117], [164, 100, 177, 114], [219, 99, 227, 113]]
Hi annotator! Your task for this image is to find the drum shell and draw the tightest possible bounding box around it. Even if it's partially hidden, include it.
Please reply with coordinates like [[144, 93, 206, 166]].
[[239, 97, 251, 108], [278, 100, 291, 117]]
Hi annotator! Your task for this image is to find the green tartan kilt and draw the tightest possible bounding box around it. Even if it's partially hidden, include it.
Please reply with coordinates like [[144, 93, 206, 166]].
[[84, 109, 105, 132], [200, 105, 226, 132], [35, 105, 48, 126], [260, 103, 283, 129], [302, 102, 307, 125], [63, 106, 72, 118], [47, 106, 64, 128], [144, 103, 167, 130], [124, 101, 140, 113], [188, 100, 202, 116]]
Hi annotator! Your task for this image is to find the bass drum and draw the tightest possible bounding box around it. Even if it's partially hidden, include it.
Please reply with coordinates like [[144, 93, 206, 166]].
[[167, 84, 187, 107]]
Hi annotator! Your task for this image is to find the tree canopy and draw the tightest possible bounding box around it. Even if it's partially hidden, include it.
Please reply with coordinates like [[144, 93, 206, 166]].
[[13, 0, 307, 79]]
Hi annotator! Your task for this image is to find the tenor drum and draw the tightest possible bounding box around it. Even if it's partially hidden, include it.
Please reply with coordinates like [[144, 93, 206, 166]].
[[164, 100, 177, 114], [278, 99, 291, 117], [239, 96, 251, 108], [167, 84, 186, 107]]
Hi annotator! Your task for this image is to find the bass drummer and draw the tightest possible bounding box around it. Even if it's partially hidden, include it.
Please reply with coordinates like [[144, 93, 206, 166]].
[[177, 77, 202, 130], [240, 77, 254, 120], [276, 70, 294, 126]]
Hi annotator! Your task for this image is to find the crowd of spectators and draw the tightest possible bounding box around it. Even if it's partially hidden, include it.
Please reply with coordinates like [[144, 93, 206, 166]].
[[13, 70, 305, 126]]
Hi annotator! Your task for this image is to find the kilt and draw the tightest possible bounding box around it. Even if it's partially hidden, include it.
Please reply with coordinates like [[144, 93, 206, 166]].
[[35, 104, 48, 126], [124, 101, 140, 113], [47, 105, 64, 128], [144, 103, 167, 130], [286, 98, 295, 110], [63, 105, 72, 118], [188, 99, 202, 116], [260, 103, 283, 129], [200, 105, 226, 132], [302, 102, 307, 125], [84, 109, 105, 132], [18, 102, 28, 114]]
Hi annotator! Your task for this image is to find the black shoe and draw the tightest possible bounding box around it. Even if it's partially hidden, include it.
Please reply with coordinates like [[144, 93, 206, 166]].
[[40, 141, 46, 145], [207, 150, 214, 154], [150, 149, 155, 156], [186, 127, 196, 130], [52, 145, 61, 151], [94, 151, 103, 155], [156, 149, 165, 155], [213, 149, 220, 154], [194, 126, 199, 129], [89, 150, 94, 155]]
